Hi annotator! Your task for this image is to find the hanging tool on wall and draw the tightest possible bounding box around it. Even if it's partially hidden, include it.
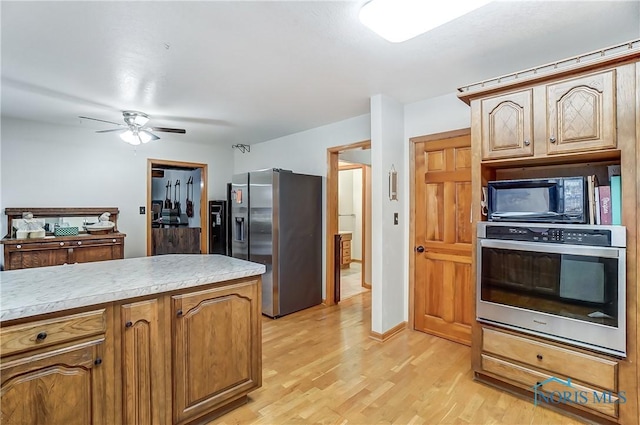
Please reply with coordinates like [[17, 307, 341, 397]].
[[186, 176, 194, 218], [174, 179, 181, 214], [164, 180, 173, 209]]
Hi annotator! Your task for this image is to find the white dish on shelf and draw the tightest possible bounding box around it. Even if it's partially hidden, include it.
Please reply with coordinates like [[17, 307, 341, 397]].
[[85, 222, 115, 232]]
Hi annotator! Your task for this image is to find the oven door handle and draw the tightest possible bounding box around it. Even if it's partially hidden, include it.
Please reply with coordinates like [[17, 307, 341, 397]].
[[479, 239, 623, 258]]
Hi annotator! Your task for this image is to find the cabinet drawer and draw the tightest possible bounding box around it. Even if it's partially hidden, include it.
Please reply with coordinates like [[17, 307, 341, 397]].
[[0, 309, 107, 357], [482, 354, 618, 418], [342, 247, 351, 258], [482, 328, 617, 391], [342, 240, 351, 250]]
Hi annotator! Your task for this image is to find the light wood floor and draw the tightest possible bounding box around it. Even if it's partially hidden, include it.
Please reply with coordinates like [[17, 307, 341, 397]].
[[212, 292, 584, 425]]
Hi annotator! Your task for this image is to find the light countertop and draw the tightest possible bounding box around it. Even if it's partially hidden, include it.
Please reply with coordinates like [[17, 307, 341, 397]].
[[0, 255, 265, 322]]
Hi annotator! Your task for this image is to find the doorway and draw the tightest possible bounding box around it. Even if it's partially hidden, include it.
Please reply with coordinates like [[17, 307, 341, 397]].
[[326, 140, 371, 305], [409, 129, 473, 346], [338, 162, 369, 299], [146, 159, 208, 256]]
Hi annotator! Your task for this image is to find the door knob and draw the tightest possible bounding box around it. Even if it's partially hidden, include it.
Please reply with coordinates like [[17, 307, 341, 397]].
[[416, 246, 425, 253]]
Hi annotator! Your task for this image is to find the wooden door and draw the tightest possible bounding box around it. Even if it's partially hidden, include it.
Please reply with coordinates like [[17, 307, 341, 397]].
[[121, 299, 167, 425], [172, 279, 261, 424], [546, 69, 616, 154], [481, 89, 533, 160], [414, 134, 473, 345], [0, 339, 106, 425]]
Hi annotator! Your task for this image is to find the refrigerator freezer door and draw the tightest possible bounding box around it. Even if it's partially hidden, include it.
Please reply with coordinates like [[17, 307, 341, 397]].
[[249, 170, 276, 317], [231, 174, 249, 260]]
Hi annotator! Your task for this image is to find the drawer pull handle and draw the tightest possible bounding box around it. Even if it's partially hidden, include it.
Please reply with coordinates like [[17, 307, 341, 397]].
[[16, 245, 21, 249], [36, 332, 47, 341], [112, 239, 116, 243], [176, 309, 183, 318], [94, 358, 102, 366], [125, 321, 133, 328], [77, 241, 82, 245], [536, 354, 543, 360]]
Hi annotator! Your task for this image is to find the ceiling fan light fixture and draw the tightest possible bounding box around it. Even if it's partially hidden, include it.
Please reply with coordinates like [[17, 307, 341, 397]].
[[119, 129, 141, 145], [133, 114, 150, 127], [359, 0, 491, 43], [139, 130, 158, 144]]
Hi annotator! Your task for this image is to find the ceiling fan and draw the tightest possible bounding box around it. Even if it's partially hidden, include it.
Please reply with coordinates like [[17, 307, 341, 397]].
[[79, 111, 186, 145]]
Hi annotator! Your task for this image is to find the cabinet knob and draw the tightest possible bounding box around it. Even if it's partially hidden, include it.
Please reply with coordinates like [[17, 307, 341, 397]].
[[36, 332, 47, 341], [94, 358, 102, 366], [524, 140, 530, 146], [60, 242, 65, 246], [536, 354, 543, 360], [176, 309, 183, 318], [16, 245, 21, 249], [77, 241, 82, 245], [112, 239, 116, 243], [550, 136, 557, 144], [125, 321, 133, 328]]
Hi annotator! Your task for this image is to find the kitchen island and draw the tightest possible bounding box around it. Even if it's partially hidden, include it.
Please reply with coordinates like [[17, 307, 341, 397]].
[[0, 254, 265, 425]]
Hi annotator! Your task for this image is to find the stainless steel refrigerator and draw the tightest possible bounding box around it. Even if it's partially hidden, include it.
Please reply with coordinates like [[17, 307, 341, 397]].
[[230, 169, 322, 318]]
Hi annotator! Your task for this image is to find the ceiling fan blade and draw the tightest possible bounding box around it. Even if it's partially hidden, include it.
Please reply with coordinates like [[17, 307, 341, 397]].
[[148, 127, 186, 134], [95, 128, 125, 133], [140, 130, 160, 141], [79, 116, 125, 126]]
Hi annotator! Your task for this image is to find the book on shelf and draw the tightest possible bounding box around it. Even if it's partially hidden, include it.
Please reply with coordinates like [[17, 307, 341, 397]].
[[599, 186, 612, 225], [594, 184, 601, 225], [587, 175, 599, 225], [611, 175, 622, 225]]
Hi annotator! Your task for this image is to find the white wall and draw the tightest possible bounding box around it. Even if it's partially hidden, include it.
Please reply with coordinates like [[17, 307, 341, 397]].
[[371, 94, 405, 334], [352, 168, 363, 260], [1, 117, 233, 260], [233, 114, 371, 300]]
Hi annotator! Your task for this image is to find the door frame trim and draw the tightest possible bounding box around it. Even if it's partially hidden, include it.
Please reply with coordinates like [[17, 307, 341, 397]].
[[146, 159, 209, 256], [408, 128, 471, 330], [326, 140, 370, 306]]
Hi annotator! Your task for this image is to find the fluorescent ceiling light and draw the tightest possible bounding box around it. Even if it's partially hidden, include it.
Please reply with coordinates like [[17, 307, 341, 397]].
[[359, 0, 492, 43]]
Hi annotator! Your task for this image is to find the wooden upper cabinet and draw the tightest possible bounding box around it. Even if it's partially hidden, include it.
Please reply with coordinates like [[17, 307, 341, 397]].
[[546, 69, 617, 154], [481, 89, 534, 160]]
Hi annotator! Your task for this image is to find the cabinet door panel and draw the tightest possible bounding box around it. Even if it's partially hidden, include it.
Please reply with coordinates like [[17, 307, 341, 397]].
[[172, 280, 260, 423], [546, 70, 616, 154], [481, 90, 534, 159], [0, 340, 106, 425], [121, 299, 166, 425]]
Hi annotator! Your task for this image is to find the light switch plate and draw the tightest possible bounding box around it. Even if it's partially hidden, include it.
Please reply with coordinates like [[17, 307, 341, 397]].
[[139, 206, 146, 214], [394, 212, 398, 225]]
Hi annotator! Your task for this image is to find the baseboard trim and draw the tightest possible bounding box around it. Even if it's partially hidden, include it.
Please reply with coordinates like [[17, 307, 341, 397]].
[[369, 321, 407, 342], [363, 282, 371, 289], [351, 259, 362, 263]]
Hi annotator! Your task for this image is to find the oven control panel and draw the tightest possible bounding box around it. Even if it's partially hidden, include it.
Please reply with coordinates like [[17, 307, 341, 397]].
[[485, 225, 612, 246]]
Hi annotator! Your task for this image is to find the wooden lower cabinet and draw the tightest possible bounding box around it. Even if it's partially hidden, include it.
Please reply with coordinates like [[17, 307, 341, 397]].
[[120, 299, 168, 425], [0, 338, 108, 425], [2, 233, 125, 270], [478, 326, 621, 421], [172, 279, 262, 424], [0, 276, 262, 425]]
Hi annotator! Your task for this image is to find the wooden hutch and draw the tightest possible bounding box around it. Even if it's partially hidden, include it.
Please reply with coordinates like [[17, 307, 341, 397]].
[[457, 40, 639, 424], [2, 207, 126, 270]]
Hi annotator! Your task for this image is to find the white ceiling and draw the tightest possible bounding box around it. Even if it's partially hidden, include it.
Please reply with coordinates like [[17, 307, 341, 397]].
[[2, 1, 639, 146]]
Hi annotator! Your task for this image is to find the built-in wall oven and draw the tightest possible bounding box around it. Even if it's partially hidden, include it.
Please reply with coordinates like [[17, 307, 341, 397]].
[[477, 222, 626, 357]]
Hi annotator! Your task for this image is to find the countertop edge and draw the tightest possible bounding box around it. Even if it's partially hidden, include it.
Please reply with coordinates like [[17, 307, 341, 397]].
[[1, 264, 265, 323]]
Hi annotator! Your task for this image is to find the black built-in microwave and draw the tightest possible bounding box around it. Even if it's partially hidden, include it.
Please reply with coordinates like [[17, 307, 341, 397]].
[[487, 177, 587, 224]]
